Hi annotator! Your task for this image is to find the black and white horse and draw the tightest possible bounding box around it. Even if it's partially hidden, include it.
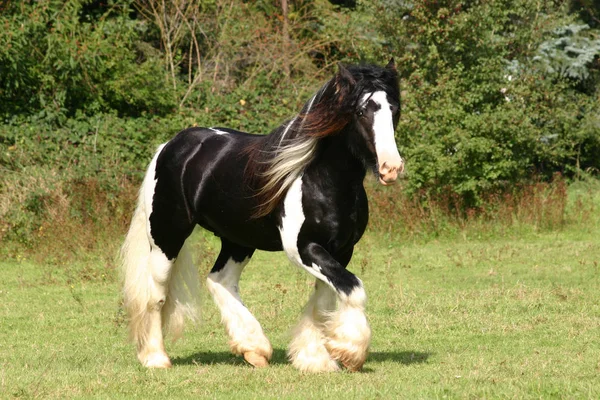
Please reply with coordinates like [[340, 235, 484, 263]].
[[121, 60, 403, 372]]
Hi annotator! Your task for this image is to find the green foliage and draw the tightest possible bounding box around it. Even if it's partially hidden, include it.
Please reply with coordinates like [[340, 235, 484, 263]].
[[1, 113, 184, 175], [534, 23, 600, 80], [1, 0, 600, 248], [0, 0, 175, 119]]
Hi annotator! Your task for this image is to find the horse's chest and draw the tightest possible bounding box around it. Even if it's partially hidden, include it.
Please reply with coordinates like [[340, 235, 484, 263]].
[[279, 176, 367, 257]]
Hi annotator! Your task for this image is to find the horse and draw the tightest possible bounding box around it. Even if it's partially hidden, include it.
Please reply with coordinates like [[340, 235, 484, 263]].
[[121, 59, 403, 372]]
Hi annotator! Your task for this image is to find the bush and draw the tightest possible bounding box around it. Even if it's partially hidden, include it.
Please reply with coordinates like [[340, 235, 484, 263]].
[[0, 0, 175, 119], [0, 167, 139, 263]]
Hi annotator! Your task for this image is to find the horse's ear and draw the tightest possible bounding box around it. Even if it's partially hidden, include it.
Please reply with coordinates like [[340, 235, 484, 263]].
[[386, 57, 396, 71], [337, 63, 355, 83], [335, 63, 355, 99]]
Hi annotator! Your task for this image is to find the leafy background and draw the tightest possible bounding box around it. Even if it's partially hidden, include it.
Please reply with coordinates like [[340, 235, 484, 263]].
[[0, 0, 599, 252]]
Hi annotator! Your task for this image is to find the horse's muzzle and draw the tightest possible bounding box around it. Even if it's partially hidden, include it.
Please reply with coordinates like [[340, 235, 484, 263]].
[[378, 160, 404, 186]]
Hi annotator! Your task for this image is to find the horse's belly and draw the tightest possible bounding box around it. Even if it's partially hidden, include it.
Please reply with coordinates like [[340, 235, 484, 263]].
[[197, 207, 283, 251]]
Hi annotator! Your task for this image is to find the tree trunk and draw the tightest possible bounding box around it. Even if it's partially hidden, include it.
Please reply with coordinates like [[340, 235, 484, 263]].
[[281, 0, 291, 77]]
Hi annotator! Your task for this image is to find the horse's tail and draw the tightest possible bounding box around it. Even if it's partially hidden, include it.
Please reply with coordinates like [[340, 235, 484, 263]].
[[121, 144, 200, 350]]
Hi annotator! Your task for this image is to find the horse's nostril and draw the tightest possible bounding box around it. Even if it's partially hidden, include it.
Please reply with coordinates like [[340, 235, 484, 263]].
[[380, 163, 400, 176], [380, 162, 391, 174]]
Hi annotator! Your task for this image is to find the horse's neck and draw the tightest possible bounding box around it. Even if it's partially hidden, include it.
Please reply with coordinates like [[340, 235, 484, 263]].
[[310, 133, 367, 184]]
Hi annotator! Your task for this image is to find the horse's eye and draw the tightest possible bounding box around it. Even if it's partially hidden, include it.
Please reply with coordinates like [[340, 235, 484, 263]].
[[356, 109, 364, 117]]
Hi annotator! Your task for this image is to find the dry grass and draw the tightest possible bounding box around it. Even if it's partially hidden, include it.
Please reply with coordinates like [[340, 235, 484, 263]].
[[367, 173, 593, 240], [0, 168, 138, 265], [2, 165, 598, 268]]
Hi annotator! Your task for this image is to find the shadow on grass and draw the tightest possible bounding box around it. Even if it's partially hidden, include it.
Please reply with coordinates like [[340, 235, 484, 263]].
[[172, 348, 289, 366], [172, 349, 431, 368], [368, 351, 431, 365]]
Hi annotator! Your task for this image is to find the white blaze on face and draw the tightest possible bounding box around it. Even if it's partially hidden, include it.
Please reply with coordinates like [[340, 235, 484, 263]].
[[364, 91, 403, 185]]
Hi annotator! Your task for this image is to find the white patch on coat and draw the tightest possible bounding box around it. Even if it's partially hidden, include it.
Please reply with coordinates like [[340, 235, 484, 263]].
[[210, 128, 229, 135], [143, 143, 166, 244], [279, 177, 332, 287]]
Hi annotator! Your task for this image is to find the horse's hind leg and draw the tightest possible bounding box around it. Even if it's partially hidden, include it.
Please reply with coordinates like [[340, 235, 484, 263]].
[[136, 248, 174, 367], [206, 239, 272, 367], [122, 186, 196, 367], [130, 232, 199, 367]]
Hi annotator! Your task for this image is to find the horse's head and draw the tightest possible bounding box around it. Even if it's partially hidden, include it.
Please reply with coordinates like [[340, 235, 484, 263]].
[[335, 60, 404, 185]]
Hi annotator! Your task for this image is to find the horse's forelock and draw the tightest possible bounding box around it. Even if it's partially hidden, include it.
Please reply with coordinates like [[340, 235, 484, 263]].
[[349, 65, 400, 104]]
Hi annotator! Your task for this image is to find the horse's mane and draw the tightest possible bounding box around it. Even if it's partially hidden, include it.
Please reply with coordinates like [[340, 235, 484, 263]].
[[245, 63, 398, 218]]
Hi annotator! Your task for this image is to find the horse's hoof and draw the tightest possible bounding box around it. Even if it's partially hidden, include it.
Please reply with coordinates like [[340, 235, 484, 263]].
[[327, 346, 366, 372], [244, 351, 269, 368], [341, 359, 364, 372], [142, 352, 172, 368]]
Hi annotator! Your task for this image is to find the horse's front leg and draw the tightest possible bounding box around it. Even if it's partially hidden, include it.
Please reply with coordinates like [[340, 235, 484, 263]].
[[206, 239, 272, 367], [289, 242, 371, 372]]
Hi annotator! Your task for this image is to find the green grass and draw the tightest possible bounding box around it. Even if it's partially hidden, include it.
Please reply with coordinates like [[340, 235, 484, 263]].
[[2, 227, 600, 399]]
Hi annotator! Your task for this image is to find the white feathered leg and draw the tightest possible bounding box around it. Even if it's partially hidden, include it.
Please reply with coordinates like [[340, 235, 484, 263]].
[[288, 280, 340, 372], [206, 257, 272, 367], [324, 284, 371, 371], [121, 144, 200, 368]]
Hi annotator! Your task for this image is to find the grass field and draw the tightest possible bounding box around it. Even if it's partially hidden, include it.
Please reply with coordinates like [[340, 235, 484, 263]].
[[2, 223, 600, 398]]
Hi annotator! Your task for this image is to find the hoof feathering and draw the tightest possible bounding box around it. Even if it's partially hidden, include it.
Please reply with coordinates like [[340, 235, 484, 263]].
[[141, 352, 172, 368], [290, 352, 340, 373], [324, 305, 371, 372], [288, 328, 340, 372], [326, 343, 367, 372]]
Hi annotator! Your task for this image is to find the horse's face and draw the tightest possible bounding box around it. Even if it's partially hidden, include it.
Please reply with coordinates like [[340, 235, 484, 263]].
[[352, 79, 403, 185]]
